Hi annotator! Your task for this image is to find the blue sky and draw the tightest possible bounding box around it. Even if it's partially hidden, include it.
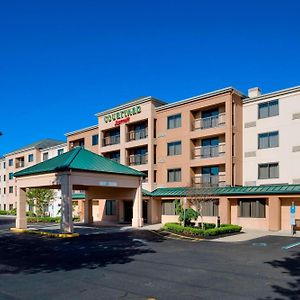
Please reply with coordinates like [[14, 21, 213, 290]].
[[1, 0, 300, 155]]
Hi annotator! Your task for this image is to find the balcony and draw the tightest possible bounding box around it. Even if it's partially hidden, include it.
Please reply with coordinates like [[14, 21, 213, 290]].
[[192, 174, 226, 187], [193, 143, 225, 159], [193, 113, 225, 130], [15, 160, 25, 168], [128, 128, 148, 142], [128, 153, 148, 166], [102, 135, 120, 147]]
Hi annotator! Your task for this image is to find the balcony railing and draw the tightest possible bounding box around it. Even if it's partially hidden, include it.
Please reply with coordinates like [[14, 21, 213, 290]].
[[16, 161, 25, 168], [128, 153, 148, 166], [128, 128, 148, 141], [192, 174, 226, 187], [193, 143, 225, 159], [193, 113, 225, 130], [102, 135, 120, 146]]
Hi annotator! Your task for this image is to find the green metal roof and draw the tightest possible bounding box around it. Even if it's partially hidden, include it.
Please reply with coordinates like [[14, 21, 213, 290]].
[[147, 185, 300, 197], [14, 147, 145, 178]]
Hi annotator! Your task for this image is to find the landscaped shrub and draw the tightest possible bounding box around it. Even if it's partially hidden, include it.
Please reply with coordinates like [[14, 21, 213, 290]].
[[27, 216, 80, 223], [26, 211, 37, 217], [0, 209, 17, 216], [163, 222, 242, 237], [8, 208, 17, 215], [199, 223, 216, 230]]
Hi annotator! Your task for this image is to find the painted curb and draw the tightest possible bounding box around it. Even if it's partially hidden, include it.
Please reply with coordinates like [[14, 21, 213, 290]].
[[151, 230, 203, 242], [10, 228, 79, 238]]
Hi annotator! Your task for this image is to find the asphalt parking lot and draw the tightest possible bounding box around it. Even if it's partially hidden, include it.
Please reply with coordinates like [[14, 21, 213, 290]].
[[0, 217, 299, 300]]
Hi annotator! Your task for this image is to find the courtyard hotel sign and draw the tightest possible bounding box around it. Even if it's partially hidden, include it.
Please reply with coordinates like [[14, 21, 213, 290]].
[[104, 105, 142, 126]]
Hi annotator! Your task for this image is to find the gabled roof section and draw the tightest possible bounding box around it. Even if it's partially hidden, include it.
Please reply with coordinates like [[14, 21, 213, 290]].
[[7, 139, 65, 156], [14, 147, 145, 178], [147, 185, 300, 197]]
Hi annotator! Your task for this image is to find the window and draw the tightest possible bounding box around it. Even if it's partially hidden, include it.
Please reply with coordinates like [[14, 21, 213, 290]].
[[167, 114, 181, 129], [43, 152, 49, 161], [258, 163, 279, 179], [57, 149, 64, 156], [167, 141, 182, 156], [28, 154, 34, 162], [168, 168, 181, 182], [162, 200, 177, 215], [9, 173, 13, 180], [258, 100, 279, 119], [92, 134, 99, 146], [108, 151, 120, 163], [3, 175, 6, 181], [3, 188, 6, 194], [3, 162, 6, 169], [258, 131, 279, 149], [8, 159, 13, 167], [201, 200, 219, 216], [105, 200, 116, 215], [239, 199, 266, 218], [9, 186, 13, 194]]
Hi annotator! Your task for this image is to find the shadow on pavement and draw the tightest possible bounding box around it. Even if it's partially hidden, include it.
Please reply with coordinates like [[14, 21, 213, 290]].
[[0, 230, 165, 275], [263, 252, 300, 300]]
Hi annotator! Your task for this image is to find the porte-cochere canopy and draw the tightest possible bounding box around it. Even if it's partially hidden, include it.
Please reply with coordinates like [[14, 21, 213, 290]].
[[14, 147, 145, 233]]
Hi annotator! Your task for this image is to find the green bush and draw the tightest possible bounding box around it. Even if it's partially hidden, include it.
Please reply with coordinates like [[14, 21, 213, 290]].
[[27, 216, 61, 223], [8, 208, 17, 215], [163, 222, 242, 237], [26, 211, 37, 217], [27, 216, 81, 223], [199, 223, 216, 230], [0, 209, 17, 215]]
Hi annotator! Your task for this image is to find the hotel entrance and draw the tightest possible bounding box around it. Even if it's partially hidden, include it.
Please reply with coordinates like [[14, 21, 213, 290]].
[[123, 200, 148, 224]]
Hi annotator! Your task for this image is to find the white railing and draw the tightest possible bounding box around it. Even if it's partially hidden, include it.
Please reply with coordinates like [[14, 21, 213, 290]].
[[128, 128, 148, 141], [193, 113, 225, 130], [193, 143, 225, 159], [128, 153, 148, 165], [103, 135, 120, 146], [192, 174, 226, 187]]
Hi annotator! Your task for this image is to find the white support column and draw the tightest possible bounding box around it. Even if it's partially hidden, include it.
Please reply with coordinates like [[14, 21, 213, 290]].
[[16, 187, 27, 229], [60, 174, 73, 233], [132, 179, 143, 227]]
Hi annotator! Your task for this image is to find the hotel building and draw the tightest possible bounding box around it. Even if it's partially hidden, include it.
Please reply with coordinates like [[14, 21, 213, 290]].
[[66, 88, 245, 225], [3, 85, 300, 232], [0, 139, 67, 216]]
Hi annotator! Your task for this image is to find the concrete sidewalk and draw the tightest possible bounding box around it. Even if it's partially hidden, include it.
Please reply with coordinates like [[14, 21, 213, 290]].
[[211, 229, 300, 242]]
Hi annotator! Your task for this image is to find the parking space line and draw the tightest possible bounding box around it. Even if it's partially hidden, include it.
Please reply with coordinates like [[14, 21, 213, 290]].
[[282, 241, 300, 250]]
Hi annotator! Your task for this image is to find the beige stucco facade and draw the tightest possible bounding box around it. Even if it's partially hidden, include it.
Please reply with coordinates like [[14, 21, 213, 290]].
[[0, 140, 67, 214], [4, 86, 300, 232]]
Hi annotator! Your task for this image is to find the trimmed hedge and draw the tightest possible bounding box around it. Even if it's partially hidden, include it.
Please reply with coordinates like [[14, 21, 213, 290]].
[[163, 222, 242, 237], [27, 216, 80, 223], [0, 209, 17, 216]]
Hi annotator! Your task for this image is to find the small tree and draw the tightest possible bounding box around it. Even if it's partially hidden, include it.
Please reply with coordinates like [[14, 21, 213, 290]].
[[26, 188, 55, 217], [174, 199, 199, 226], [186, 185, 217, 230]]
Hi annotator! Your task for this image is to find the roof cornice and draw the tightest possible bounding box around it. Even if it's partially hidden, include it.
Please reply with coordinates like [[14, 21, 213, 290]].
[[243, 85, 300, 104], [155, 87, 246, 112], [65, 125, 98, 137]]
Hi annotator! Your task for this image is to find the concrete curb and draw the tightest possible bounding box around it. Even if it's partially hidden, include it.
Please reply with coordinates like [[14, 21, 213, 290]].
[[10, 228, 80, 238]]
